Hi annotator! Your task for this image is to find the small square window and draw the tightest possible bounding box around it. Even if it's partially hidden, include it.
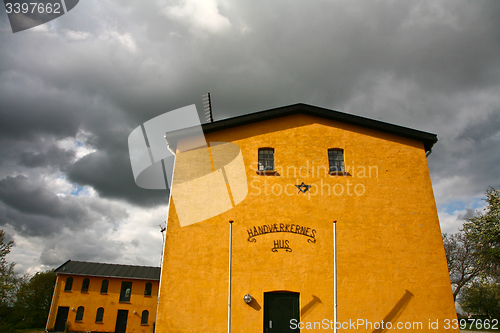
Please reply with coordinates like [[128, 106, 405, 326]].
[[258, 148, 274, 171], [328, 149, 344, 172]]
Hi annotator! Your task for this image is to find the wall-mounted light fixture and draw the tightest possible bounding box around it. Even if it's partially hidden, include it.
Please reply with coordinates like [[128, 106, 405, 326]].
[[243, 294, 253, 304], [71, 308, 75, 311]]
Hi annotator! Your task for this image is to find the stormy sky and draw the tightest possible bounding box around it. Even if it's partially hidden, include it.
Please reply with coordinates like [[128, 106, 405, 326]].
[[0, 0, 499, 274]]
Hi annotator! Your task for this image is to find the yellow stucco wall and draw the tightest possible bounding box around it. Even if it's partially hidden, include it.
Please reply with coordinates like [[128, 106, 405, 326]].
[[47, 274, 158, 332], [156, 114, 458, 332]]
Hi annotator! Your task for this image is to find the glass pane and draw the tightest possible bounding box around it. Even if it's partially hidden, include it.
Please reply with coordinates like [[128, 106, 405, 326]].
[[258, 149, 274, 171], [328, 149, 344, 172]]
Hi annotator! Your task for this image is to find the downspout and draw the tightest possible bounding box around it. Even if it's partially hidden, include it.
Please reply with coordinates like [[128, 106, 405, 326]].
[[333, 220, 337, 333], [228, 220, 234, 333]]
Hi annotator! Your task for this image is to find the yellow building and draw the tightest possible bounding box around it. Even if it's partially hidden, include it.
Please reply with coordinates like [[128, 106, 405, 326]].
[[156, 103, 458, 332], [46, 260, 160, 333]]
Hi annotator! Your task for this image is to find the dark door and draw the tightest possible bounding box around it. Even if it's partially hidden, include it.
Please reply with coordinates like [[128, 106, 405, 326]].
[[54, 306, 69, 332], [264, 292, 300, 333], [115, 310, 129, 333]]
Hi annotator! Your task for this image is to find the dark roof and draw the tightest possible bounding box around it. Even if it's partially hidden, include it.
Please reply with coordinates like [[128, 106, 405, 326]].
[[201, 103, 438, 152], [54, 260, 161, 280]]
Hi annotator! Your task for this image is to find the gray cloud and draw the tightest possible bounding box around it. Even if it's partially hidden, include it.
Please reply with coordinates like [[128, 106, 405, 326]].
[[430, 110, 500, 200], [0, 175, 78, 219], [39, 231, 124, 267], [458, 112, 500, 144], [0, 175, 128, 237], [66, 150, 169, 206], [457, 208, 476, 221], [18, 145, 76, 168]]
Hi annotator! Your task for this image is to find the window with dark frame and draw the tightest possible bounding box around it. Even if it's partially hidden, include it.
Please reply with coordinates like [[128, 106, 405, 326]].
[[81, 278, 90, 292], [100, 279, 109, 294], [258, 148, 274, 171], [64, 277, 73, 291], [95, 307, 104, 323], [328, 149, 345, 172], [75, 306, 84, 322], [119, 281, 132, 302], [141, 310, 149, 325], [144, 282, 152, 296]]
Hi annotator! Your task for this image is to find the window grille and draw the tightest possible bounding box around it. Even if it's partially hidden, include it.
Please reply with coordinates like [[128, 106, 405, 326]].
[[258, 148, 274, 171], [328, 149, 344, 172]]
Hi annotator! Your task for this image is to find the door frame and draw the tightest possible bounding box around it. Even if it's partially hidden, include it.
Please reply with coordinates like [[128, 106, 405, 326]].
[[115, 309, 129, 333], [53, 306, 69, 332], [263, 291, 300, 333]]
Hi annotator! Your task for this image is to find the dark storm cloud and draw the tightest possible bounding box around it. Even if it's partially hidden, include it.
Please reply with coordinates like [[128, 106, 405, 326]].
[[114, 0, 500, 121], [430, 110, 500, 199], [458, 112, 500, 144], [66, 150, 169, 206], [39, 231, 124, 267], [455, 112, 500, 188], [0, 175, 78, 219], [0, 204, 67, 237], [0, 74, 80, 141], [0, 175, 128, 236], [18, 144, 75, 168]]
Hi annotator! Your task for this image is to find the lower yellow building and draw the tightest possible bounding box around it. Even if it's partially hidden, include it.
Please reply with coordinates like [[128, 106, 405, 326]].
[[46, 260, 160, 333], [155, 103, 458, 332]]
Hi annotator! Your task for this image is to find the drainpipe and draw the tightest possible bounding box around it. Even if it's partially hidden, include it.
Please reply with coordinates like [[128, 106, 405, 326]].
[[333, 220, 337, 333], [228, 220, 234, 333]]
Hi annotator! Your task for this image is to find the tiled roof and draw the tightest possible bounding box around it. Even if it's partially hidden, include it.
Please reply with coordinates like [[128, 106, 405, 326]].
[[53, 260, 161, 280]]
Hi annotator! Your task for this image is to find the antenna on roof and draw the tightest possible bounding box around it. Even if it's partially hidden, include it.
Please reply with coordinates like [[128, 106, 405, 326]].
[[202, 93, 214, 123]]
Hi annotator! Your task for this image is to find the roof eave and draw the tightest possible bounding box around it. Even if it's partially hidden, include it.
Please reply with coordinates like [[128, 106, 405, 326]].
[[201, 103, 438, 153], [54, 271, 160, 281]]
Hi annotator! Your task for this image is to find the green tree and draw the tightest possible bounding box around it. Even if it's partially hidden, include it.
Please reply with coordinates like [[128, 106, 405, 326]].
[[463, 187, 500, 269], [443, 232, 485, 300], [460, 280, 500, 319], [14, 270, 56, 329], [0, 230, 16, 306]]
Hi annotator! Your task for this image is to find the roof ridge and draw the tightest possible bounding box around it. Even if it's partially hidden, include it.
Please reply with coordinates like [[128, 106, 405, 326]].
[[200, 103, 438, 152], [65, 260, 159, 269], [54, 260, 161, 280]]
